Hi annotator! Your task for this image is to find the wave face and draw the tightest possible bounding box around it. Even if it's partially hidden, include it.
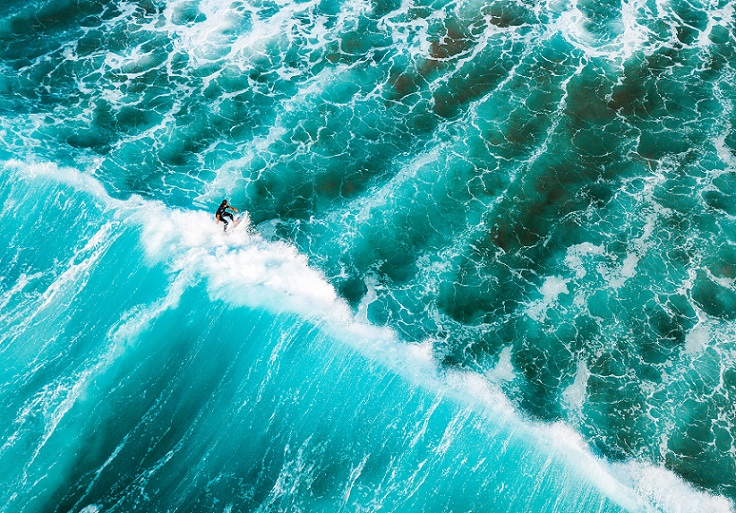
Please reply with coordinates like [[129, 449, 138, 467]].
[[1, 0, 735, 511]]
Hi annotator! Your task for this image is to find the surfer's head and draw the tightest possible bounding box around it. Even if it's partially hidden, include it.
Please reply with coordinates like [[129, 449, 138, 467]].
[[220, 199, 228, 206]]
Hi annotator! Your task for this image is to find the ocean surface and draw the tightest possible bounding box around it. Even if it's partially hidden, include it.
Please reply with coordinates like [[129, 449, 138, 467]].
[[1, 0, 735, 512]]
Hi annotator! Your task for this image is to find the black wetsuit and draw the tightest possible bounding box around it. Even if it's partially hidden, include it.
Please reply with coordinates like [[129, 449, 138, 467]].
[[216, 203, 234, 230]]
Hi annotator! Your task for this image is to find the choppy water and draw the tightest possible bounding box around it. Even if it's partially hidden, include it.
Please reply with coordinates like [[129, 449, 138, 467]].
[[1, 0, 735, 512]]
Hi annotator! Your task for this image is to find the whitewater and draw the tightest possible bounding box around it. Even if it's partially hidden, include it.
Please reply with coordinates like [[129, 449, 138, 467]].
[[1, 0, 735, 512]]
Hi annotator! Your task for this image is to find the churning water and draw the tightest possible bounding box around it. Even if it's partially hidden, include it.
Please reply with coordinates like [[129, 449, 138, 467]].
[[1, 0, 735, 511]]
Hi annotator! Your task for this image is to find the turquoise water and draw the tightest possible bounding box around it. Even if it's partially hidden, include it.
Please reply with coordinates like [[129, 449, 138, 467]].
[[1, 0, 735, 511]]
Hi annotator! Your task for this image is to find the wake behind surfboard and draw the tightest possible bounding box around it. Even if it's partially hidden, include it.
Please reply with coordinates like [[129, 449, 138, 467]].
[[223, 213, 251, 234]]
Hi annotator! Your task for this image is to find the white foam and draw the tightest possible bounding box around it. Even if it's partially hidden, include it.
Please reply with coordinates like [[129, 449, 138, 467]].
[[698, 3, 734, 49], [565, 242, 605, 279], [162, 0, 327, 72], [108, 272, 189, 346], [139, 208, 353, 322], [542, 423, 655, 513], [526, 275, 569, 321], [562, 360, 590, 413], [355, 275, 379, 325], [684, 323, 710, 355], [549, 0, 653, 63], [486, 345, 516, 383], [425, 366, 733, 513], [606, 251, 640, 290], [164, 0, 250, 63], [613, 461, 735, 513], [596, 207, 659, 291], [617, 0, 655, 60]]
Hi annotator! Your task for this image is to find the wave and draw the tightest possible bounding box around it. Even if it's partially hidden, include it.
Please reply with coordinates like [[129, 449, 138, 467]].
[[1, 161, 732, 512]]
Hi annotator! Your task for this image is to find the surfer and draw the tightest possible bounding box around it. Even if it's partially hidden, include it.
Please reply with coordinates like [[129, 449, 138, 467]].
[[215, 199, 238, 231]]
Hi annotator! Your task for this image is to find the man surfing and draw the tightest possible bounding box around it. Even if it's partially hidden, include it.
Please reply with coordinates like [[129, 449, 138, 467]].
[[215, 199, 239, 231]]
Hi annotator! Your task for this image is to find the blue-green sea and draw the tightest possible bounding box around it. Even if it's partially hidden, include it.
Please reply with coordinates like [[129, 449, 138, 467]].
[[1, 0, 735, 511]]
